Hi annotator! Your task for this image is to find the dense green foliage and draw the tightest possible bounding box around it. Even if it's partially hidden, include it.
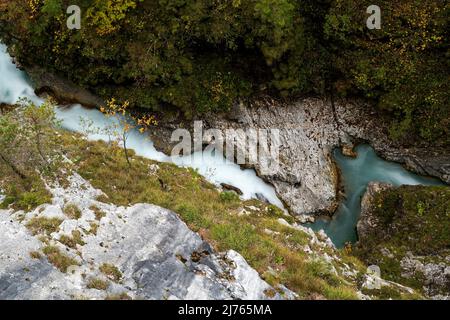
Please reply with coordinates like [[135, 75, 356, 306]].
[[0, 0, 448, 143], [325, 0, 449, 144]]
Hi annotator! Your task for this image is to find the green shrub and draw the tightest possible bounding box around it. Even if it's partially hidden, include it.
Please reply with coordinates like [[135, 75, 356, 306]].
[[325, 0, 449, 144], [17, 191, 50, 211], [219, 191, 240, 203]]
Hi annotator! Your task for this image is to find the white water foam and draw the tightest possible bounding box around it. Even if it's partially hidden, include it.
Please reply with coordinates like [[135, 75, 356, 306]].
[[0, 44, 284, 208]]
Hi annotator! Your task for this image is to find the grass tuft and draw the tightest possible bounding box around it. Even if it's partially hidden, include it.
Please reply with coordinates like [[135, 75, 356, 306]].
[[89, 205, 106, 221], [59, 230, 85, 248], [42, 245, 79, 273], [26, 217, 63, 236], [105, 293, 132, 300], [64, 203, 82, 220], [29, 251, 42, 259], [99, 263, 122, 283], [87, 278, 109, 290]]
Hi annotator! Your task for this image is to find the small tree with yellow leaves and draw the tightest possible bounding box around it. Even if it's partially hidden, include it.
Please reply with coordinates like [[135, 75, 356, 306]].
[[99, 98, 157, 168]]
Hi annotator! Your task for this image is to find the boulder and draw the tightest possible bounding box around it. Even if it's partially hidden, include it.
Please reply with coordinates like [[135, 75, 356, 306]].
[[220, 183, 243, 195]]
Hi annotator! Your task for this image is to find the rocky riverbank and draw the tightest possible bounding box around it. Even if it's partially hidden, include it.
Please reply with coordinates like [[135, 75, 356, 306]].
[[0, 163, 418, 300], [26, 66, 105, 108]]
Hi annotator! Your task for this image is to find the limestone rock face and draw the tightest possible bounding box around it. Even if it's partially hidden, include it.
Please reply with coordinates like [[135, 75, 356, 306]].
[[0, 174, 291, 300], [0, 214, 70, 300], [400, 253, 450, 299], [334, 100, 450, 186], [206, 98, 341, 216]]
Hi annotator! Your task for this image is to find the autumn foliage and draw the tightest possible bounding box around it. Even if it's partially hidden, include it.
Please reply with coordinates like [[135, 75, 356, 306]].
[[0, 0, 448, 144]]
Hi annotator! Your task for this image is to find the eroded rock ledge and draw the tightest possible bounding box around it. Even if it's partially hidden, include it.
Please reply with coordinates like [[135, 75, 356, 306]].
[[27, 67, 104, 108]]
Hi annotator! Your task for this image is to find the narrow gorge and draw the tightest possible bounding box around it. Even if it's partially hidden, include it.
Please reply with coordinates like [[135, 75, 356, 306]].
[[0, 0, 448, 302]]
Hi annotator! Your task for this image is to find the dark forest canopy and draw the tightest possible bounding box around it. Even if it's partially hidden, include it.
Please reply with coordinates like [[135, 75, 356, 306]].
[[0, 0, 448, 144]]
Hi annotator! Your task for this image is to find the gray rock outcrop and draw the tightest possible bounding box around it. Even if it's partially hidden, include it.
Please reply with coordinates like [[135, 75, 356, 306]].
[[27, 67, 104, 108], [0, 174, 292, 300], [400, 253, 450, 299]]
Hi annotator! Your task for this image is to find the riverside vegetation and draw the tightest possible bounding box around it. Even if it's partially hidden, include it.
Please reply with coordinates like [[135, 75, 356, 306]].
[[0, 0, 448, 145]]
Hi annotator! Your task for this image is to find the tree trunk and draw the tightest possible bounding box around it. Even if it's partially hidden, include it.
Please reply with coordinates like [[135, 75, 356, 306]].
[[123, 133, 131, 168], [35, 131, 48, 166], [0, 152, 27, 179]]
